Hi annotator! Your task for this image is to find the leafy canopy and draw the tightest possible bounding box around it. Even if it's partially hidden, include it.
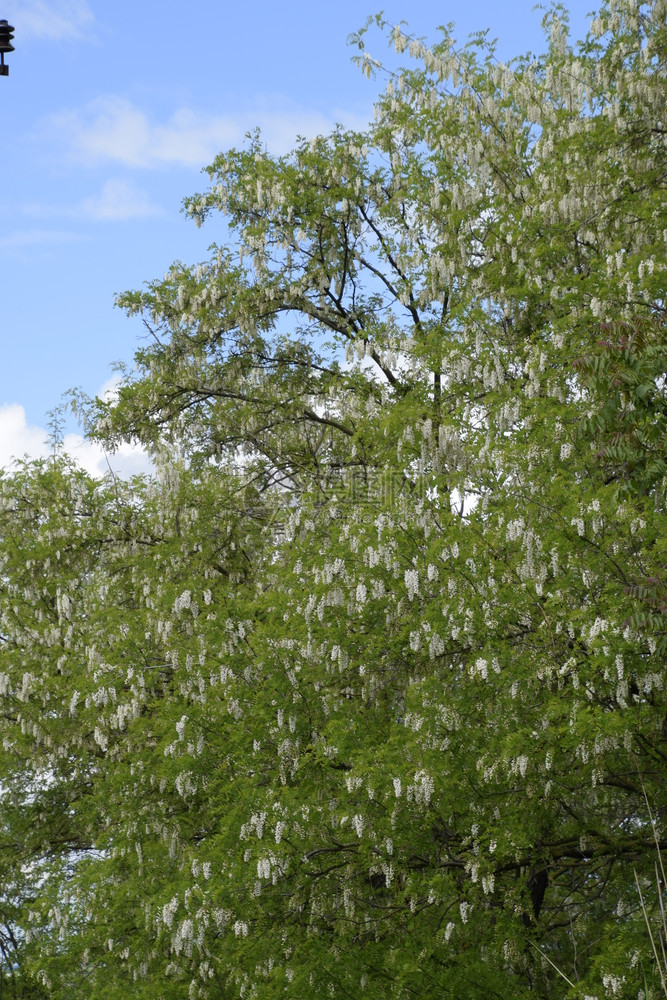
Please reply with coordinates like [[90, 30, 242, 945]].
[[1, 2, 666, 998]]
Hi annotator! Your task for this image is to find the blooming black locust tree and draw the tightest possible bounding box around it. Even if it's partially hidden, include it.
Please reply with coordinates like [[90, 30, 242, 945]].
[[0, 2, 665, 997]]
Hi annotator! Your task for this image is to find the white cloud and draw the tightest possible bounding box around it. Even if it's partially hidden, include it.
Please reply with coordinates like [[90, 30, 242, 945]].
[[97, 375, 122, 403], [4, 0, 95, 41], [0, 401, 151, 479], [62, 432, 152, 479], [43, 96, 371, 168], [0, 404, 50, 466]]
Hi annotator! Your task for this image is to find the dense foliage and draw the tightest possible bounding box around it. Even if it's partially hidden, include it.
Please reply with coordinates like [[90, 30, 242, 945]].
[[1, 2, 666, 997]]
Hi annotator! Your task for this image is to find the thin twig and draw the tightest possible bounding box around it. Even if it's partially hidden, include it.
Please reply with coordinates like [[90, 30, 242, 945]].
[[634, 869, 667, 996], [525, 939, 576, 989]]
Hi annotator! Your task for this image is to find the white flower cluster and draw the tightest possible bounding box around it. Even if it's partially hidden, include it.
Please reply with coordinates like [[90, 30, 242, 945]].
[[509, 755, 529, 778], [601, 973, 625, 997], [429, 633, 445, 659], [240, 812, 267, 840], [173, 589, 192, 614], [407, 770, 434, 806], [404, 568, 419, 600], [162, 896, 179, 929], [174, 771, 197, 799], [471, 658, 488, 680]]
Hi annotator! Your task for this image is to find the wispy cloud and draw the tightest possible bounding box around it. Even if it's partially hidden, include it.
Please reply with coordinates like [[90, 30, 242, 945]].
[[4, 0, 95, 41], [42, 96, 370, 168], [25, 179, 164, 222], [0, 228, 86, 250], [79, 178, 164, 221]]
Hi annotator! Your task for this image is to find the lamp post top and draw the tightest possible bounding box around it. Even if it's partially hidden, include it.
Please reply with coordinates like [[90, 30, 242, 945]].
[[0, 19, 15, 77]]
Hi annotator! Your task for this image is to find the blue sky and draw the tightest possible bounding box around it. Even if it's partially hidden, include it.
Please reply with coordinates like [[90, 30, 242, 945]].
[[1, 0, 594, 474]]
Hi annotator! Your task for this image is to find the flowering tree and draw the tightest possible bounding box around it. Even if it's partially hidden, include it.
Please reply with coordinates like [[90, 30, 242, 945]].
[[1, 1, 666, 997]]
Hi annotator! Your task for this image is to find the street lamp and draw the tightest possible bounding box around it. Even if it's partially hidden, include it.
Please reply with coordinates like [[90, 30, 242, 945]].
[[0, 19, 15, 76]]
